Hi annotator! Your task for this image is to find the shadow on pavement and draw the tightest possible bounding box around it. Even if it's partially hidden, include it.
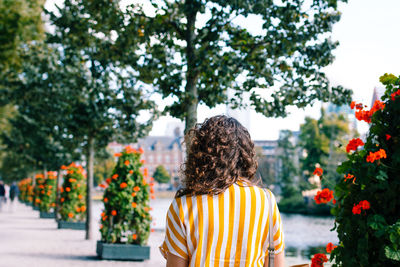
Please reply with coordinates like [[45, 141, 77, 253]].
[[7, 252, 100, 261]]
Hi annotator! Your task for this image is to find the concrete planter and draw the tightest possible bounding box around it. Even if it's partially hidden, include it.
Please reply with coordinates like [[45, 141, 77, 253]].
[[96, 241, 150, 261], [33, 206, 40, 211], [57, 221, 86, 230], [39, 211, 55, 219]]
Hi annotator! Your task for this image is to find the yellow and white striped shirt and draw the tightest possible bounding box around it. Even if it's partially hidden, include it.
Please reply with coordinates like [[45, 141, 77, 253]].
[[160, 181, 285, 266]]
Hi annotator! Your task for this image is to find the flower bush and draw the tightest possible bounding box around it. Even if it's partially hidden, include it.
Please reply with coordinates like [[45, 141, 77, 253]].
[[39, 171, 57, 213], [33, 174, 45, 207], [99, 146, 154, 245], [59, 163, 86, 222], [313, 74, 400, 266]]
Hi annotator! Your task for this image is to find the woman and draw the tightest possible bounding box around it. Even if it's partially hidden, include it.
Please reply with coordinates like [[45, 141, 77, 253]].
[[160, 115, 285, 267]]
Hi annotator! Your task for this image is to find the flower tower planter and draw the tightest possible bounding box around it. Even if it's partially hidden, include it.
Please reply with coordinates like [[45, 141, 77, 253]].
[[97, 146, 154, 261], [39, 171, 57, 219], [58, 163, 87, 230], [33, 174, 45, 211], [18, 178, 33, 205], [328, 74, 400, 266]]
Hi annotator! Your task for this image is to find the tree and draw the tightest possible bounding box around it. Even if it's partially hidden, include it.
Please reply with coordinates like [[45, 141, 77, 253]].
[[277, 130, 298, 198], [46, 0, 159, 239], [0, 0, 44, 72], [153, 165, 171, 184], [123, 0, 352, 132]]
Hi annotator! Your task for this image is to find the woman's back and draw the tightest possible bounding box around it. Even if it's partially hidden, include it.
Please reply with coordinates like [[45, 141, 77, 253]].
[[160, 181, 284, 267]]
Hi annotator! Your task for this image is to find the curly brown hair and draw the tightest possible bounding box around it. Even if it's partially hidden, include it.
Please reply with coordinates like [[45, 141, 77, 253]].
[[176, 115, 258, 197]]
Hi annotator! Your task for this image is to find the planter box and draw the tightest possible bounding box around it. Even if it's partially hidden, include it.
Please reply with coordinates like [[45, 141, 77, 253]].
[[57, 221, 86, 230], [40, 211, 55, 219], [33, 206, 40, 211], [96, 241, 150, 261]]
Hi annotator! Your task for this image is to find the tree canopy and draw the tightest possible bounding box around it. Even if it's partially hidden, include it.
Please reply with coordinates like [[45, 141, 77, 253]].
[[124, 0, 352, 131], [153, 165, 171, 184]]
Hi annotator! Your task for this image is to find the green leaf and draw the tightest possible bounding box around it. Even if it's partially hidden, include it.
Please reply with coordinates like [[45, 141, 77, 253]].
[[367, 215, 387, 230], [385, 246, 400, 261]]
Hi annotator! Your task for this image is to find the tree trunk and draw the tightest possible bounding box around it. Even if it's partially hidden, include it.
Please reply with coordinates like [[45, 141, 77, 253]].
[[55, 168, 62, 221], [85, 136, 95, 240], [43, 164, 48, 179], [184, 1, 199, 153]]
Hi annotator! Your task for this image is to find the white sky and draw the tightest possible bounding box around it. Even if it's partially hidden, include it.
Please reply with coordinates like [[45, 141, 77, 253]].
[[45, 0, 400, 140]]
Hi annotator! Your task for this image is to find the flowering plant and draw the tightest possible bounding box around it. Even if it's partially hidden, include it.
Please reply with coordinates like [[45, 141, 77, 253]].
[[59, 163, 86, 222], [18, 178, 33, 203], [328, 74, 400, 265], [99, 146, 154, 245], [33, 174, 45, 207], [39, 171, 57, 212]]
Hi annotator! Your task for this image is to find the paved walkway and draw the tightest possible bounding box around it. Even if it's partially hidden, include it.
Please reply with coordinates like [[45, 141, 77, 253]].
[[0, 202, 165, 267]]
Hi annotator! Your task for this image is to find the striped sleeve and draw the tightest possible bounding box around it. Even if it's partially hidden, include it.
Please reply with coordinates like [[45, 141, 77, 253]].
[[159, 198, 189, 260], [267, 190, 285, 255]]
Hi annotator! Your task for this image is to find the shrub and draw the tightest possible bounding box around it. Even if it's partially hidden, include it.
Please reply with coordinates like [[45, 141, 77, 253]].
[[59, 163, 86, 222], [153, 165, 170, 184], [99, 146, 155, 245], [39, 171, 57, 213], [330, 74, 400, 266]]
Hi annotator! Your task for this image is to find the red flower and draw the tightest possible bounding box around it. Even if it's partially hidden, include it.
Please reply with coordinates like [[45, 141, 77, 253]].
[[350, 101, 355, 109], [344, 174, 356, 183], [314, 188, 334, 204], [133, 186, 140, 192], [352, 204, 362, 215], [124, 160, 130, 166], [326, 242, 337, 253], [346, 138, 364, 153], [391, 89, 400, 100], [313, 167, 323, 177], [112, 174, 119, 180], [105, 178, 111, 184], [132, 234, 137, 240], [360, 200, 370, 210], [111, 210, 117, 216], [103, 197, 108, 203], [386, 134, 392, 140], [99, 184, 106, 188], [311, 253, 328, 267], [120, 182, 128, 189], [114, 153, 122, 157]]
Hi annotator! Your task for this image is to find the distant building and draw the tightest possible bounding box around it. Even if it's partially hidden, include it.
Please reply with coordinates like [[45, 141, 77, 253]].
[[371, 86, 386, 106], [108, 129, 185, 183]]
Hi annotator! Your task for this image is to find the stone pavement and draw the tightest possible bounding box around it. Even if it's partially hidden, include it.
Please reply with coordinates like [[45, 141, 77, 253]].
[[0, 202, 165, 267]]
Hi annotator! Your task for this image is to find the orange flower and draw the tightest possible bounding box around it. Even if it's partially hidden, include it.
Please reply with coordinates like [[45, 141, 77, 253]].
[[112, 174, 119, 179], [124, 160, 130, 166], [133, 186, 140, 192], [131, 192, 137, 197], [129, 170, 134, 174], [69, 178, 77, 183], [150, 188, 155, 194], [366, 149, 387, 163], [120, 182, 128, 189], [80, 206, 86, 212], [326, 242, 337, 253], [103, 197, 108, 203], [114, 153, 122, 157], [60, 197, 64, 203], [143, 179, 147, 185], [66, 187, 71, 192], [68, 212, 74, 218], [344, 174, 356, 183], [144, 207, 150, 212], [151, 195, 156, 200], [100, 225, 103, 229], [140, 159, 146, 164], [76, 207, 81, 213], [139, 147, 144, 154], [101, 212, 105, 217], [132, 234, 137, 240], [131, 202, 137, 208], [143, 168, 149, 177], [102, 215, 108, 221], [99, 184, 106, 188], [111, 210, 117, 216], [151, 229, 155, 232], [313, 167, 323, 177], [391, 89, 400, 100], [105, 178, 111, 184], [61, 165, 68, 170]]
